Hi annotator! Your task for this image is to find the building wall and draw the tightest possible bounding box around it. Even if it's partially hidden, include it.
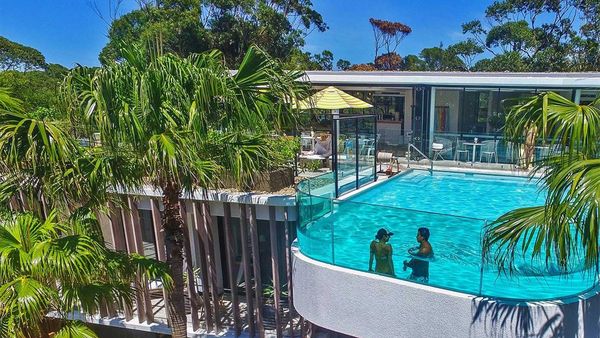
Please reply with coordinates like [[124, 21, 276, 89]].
[[293, 249, 600, 338]]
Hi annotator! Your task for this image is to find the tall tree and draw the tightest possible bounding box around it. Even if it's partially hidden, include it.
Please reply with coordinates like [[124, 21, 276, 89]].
[[65, 43, 308, 337], [0, 36, 46, 71], [459, 0, 600, 71], [369, 18, 412, 59], [448, 39, 484, 70], [101, 0, 327, 66], [419, 45, 465, 71], [0, 88, 170, 338]]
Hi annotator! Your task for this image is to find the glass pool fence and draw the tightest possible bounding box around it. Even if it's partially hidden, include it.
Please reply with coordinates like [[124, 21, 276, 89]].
[[296, 173, 599, 301]]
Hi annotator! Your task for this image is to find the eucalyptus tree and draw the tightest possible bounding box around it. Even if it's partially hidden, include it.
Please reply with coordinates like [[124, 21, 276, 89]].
[[483, 92, 600, 274], [64, 44, 307, 337], [0, 210, 171, 338]]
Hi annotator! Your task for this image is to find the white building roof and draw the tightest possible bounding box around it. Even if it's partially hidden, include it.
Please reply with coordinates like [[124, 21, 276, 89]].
[[303, 71, 600, 89]]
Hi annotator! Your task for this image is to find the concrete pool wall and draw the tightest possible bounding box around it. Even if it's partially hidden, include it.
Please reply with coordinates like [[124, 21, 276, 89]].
[[292, 248, 600, 338]]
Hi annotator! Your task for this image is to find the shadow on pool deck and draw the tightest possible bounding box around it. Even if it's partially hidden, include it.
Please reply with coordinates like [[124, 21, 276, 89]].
[[471, 294, 600, 337]]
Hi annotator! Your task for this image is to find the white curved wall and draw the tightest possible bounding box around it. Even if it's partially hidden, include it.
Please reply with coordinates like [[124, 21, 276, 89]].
[[292, 248, 600, 338]]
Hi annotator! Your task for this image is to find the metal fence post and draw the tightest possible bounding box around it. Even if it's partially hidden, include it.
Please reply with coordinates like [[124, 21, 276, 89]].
[[333, 117, 339, 198], [355, 119, 359, 190], [373, 116, 378, 182], [479, 220, 487, 296]]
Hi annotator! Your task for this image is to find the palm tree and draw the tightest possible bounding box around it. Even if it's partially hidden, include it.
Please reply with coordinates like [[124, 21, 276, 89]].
[[483, 91, 600, 274], [0, 81, 171, 338], [0, 209, 171, 338], [62, 44, 307, 337], [0, 87, 22, 113]]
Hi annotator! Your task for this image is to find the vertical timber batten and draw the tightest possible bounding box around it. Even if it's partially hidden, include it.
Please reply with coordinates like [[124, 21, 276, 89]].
[[150, 198, 170, 323], [223, 202, 241, 336], [192, 201, 214, 332], [249, 205, 265, 337], [283, 208, 294, 338], [200, 201, 222, 331], [179, 201, 200, 331], [269, 206, 283, 337], [239, 205, 255, 336], [128, 197, 154, 324], [121, 200, 142, 322]]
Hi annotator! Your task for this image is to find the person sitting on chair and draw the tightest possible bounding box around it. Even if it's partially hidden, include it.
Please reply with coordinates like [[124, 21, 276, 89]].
[[403, 227, 433, 281], [314, 134, 332, 157]]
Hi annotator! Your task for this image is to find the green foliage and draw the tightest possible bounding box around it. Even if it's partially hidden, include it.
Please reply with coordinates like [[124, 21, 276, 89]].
[[269, 136, 300, 167], [300, 159, 322, 172], [336, 59, 351, 70], [0, 65, 67, 114], [283, 49, 337, 71], [456, 0, 600, 71], [448, 39, 484, 69], [0, 210, 171, 338], [472, 51, 529, 71], [0, 36, 46, 71], [419, 46, 466, 71], [101, 0, 327, 67], [483, 92, 600, 274]]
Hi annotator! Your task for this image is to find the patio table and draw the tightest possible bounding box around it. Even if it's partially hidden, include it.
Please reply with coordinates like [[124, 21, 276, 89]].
[[462, 142, 484, 165]]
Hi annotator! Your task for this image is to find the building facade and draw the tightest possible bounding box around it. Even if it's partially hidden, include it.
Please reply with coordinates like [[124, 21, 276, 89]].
[[305, 71, 600, 162]]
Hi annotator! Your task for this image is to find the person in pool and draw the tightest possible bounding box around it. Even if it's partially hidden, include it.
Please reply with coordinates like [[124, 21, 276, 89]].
[[368, 228, 395, 276], [403, 227, 433, 281]]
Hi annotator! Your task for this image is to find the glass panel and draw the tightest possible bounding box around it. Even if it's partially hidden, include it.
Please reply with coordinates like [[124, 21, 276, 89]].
[[481, 235, 597, 300], [432, 87, 539, 165], [331, 199, 485, 295], [337, 118, 357, 195], [296, 194, 334, 264], [357, 116, 376, 188], [580, 90, 600, 105]]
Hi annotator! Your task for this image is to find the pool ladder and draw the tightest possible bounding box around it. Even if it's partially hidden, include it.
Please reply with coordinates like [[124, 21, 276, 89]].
[[407, 143, 434, 174]]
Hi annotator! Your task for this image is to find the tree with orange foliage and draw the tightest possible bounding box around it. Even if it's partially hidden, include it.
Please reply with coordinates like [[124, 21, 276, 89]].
[[348, 63, 377, 71], [375, 52, 403, 70]]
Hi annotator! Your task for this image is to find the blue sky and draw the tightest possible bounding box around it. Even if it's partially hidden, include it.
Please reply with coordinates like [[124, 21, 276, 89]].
[[0, 1, 492, 67]]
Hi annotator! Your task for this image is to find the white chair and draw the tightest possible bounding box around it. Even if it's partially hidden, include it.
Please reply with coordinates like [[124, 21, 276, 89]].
[[432, 142, 445, 160], [454, 139, 469, 162], [480, 140, 498, 163], [433, 137, 453, 160]]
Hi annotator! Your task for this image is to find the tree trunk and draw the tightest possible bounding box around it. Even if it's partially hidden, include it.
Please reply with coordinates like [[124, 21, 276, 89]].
[[162, 181, 187, 338]]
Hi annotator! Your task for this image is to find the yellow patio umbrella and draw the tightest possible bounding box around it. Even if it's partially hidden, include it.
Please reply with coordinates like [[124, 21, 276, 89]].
[[295, 86, 373, 160], [296, 86, 373, 112]]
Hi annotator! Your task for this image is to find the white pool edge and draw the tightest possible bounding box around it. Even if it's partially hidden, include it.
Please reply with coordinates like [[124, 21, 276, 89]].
[[292, 246, 600, 338]]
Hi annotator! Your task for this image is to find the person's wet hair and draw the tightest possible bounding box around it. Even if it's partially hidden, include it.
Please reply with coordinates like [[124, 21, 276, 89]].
[[376, 228, 393, 240], [418, 227, 430, 241]]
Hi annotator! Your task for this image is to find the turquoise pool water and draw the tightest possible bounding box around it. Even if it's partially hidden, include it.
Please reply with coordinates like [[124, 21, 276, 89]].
[[297, 170, 597, 300]]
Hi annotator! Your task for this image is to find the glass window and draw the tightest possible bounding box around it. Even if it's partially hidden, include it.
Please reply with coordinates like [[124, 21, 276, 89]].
[[580, 90, 600, 105]]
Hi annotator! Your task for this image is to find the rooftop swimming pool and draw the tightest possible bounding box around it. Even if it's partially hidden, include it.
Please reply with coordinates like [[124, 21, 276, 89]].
[[296, 169, 598, 300]]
